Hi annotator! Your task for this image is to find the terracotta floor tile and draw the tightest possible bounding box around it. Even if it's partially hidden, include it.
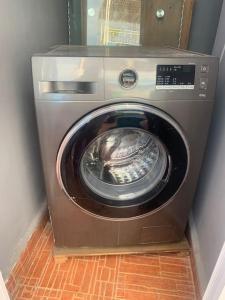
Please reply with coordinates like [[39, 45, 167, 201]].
[[122, 254, 160, 266], [121, 289, 159, 300], [120, 261, 161, 276], [160, 263, 188, 274], [158, 293, 195, 300], [6, 221, 197, 299], [120, 273, 177, 291], [6, 274, 16, 293], [159, 255, 190, 266]]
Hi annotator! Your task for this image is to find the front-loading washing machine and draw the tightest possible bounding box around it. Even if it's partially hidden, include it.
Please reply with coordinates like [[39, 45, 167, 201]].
[[32, 46, 218, 253]]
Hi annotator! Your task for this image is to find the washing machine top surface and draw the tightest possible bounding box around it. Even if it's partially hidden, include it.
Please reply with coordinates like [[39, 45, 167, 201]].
[[34, 45, 215, 58]]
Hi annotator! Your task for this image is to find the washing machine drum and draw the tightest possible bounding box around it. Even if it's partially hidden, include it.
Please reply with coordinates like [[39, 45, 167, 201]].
[[57, 103, 189, 219], [80, 128, 168, 201]]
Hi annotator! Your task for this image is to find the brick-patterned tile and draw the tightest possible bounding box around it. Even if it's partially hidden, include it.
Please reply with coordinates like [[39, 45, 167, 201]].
[[120, 289, 159, 300], [6, 220, 197, 299], [6, 274, 16, 293], [120, 261, 161, 276], [120, 273, 177, 291], [160, 255, 190, 265]]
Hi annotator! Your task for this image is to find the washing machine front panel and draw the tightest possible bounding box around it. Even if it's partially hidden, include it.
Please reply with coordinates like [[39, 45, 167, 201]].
[[56, 103, 189, 219]]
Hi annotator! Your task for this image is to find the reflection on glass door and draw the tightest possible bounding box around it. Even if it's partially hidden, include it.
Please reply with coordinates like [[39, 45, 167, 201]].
[[80, 128, 169, 201]]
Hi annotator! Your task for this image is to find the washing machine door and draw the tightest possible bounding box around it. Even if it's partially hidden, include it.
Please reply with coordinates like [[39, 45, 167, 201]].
[[56, 103, 189, 219]]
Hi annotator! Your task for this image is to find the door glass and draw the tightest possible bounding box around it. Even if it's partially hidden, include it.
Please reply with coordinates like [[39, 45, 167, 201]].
[[80, 127, 169, 201]]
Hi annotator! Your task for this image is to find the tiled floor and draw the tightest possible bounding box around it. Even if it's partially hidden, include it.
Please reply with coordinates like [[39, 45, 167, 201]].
[[6, 218, 197, 300]]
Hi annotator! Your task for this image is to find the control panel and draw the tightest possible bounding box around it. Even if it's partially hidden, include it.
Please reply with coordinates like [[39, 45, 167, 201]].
[[103, 57, 217, 101], [156, 64, 210, 95], [156, 65, 195, 90]]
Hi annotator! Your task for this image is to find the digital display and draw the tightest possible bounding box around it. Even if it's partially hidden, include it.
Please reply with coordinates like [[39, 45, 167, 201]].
[[156, 65, 195, 90]]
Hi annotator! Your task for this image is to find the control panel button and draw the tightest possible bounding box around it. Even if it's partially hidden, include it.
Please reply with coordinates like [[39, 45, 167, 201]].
[[200, 65, 209, 73], [200, 78, 208, 90]]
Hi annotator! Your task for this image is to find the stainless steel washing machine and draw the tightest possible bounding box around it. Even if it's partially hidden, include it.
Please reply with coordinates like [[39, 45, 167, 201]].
[[32, 46, 218, 252]]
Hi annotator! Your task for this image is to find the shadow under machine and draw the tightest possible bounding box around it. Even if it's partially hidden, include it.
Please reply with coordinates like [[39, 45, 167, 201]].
[[32, 46, 218, 254]]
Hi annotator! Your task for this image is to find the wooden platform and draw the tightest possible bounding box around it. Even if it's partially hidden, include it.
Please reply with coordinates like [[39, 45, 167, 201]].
[[53, 238, 190, 263]]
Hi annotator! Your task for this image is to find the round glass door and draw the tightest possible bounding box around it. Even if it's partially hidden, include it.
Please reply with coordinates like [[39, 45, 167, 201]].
[[80, 128, 169, 201], [56, 103, 189, 219]]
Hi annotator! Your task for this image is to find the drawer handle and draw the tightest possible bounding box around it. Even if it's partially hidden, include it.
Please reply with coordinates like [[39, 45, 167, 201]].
[[39, 81, 96, 94]]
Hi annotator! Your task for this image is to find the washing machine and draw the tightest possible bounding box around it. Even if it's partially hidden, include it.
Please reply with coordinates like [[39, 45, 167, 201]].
[[32, 45, 218, 253]]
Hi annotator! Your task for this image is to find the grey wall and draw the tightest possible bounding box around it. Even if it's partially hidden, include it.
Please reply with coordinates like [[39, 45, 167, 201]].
[[0, 0, 68, 279], [188, 0, 223, 54], [191, 0, 225, 294]]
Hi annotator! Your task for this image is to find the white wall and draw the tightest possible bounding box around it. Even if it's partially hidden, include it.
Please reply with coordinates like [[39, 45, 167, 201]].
[[203, 242, 225, 300], [0, 0, 68, 279], [190, 0, 225, 294]]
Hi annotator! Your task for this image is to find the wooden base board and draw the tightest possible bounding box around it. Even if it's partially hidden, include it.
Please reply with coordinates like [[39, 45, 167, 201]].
[[53, 238, 190, 263]]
